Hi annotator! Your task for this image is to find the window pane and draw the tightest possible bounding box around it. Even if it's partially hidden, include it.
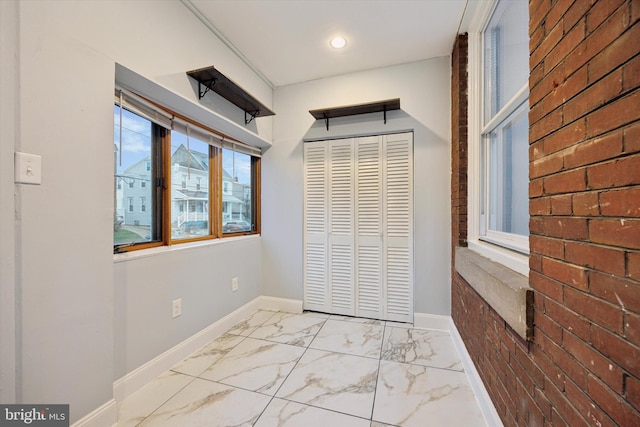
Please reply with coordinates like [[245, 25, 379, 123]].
[[484, 0, 529, 122], [222, 149, 252, 234], [114, 106, 156, 246], [170, 132, 210, 240], [488, 104, 529, 236]]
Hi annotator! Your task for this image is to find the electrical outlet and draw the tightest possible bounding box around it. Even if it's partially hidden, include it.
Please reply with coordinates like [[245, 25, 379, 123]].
[[172, 298, 182, 318], [232, 277, 238, 292]]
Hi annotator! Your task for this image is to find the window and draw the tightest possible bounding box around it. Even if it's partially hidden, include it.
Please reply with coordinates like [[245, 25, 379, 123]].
[[468, 0, 529, 273], [113, 88, 261, 252]]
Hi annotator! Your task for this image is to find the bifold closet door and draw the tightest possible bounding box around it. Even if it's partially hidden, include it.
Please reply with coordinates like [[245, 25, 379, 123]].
[[303, 132, 413, 322]]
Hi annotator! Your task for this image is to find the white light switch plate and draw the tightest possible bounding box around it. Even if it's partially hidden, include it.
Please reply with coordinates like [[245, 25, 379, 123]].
[[15, 152, 42, 185]]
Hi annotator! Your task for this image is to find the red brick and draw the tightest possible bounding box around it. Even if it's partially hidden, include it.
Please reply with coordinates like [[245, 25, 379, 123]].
[[586, 0, 627, 33], [545, 19, 586, 72], [530, 0, 551, 37], [629, 251, 640, 281], [627, 374, 640, 412], [530, 342, 566, 389], [530, 62, 546, 92], [564, 68, 624, 123], [546, 65, 589, 111], [531, 272, 564, 302], [530, 20, 545, 53], [545, 294, 591, 340], [563, 0, 591, 34], [591, 324, 640, 377], [544, 168, 587, 194], [589, 19, 640, 83], [622, 49, 640, 91], [536, 312, 563, 343], [565, 330, 626, 393], [562, 130, 624, 169], [587, 153, 640, 189], [537, 331, 589, 389], [531, 196, 552, 215], [530, 235, 565, 259], [531, 216, 588, 240], [565, 378, 619, 427], [624, 123, 640, 153], [586, 90, 640, 138], [546, 382, 590, 427], [588, 374, 640, 427], [590, 270, 640, 313], [564, 287, 624, 333], [600, 186, 640, 216], [551, 194, 573, 215], [542, 256, 589, 290], [572, 191, 600, 216], [531, 19, 564, 70], [531, 152, 564, 178], [625, 311, 640, 348], [564, 241, 627, 276], [543, 119, 587, 154], [530, 178, 544, 198], [566, 5, 633, 75], [590, 218, 640, 250], [531, 107, 564, 141]]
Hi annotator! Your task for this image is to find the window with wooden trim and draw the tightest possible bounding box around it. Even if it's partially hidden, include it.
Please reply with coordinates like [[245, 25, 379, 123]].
[[113, 89, 261, 252]]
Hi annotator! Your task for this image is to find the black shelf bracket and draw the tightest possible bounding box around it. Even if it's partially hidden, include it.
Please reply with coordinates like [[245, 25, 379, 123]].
[[197, 79, 217, 99], [324, 115, 330, 131], [245, 110, 260, 125]]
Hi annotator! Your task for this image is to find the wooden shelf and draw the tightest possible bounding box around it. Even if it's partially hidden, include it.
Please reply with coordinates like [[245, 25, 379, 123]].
[[309, 98, 400, 130], [187, 66, 275, 124]]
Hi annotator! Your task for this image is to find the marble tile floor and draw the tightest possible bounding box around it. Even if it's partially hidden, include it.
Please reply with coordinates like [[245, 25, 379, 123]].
[[116, 310, 487, 427]]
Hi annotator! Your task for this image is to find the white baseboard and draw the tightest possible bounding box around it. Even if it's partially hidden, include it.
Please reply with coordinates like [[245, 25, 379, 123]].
[[413, 312, 451, 330], [259, 296, 303, 313], [112, 296, 302, 403], [449, 318, 503, 427], [71, 399, 118, 427]]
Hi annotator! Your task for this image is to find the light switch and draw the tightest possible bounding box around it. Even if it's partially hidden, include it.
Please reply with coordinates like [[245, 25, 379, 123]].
[[15, 152, 42, 185]]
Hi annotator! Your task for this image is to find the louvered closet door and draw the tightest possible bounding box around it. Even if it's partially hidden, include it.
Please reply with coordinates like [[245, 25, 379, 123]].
[[383, 132, 413, 322], [303, 142, 329, 312], [303, 132, 413, 322], [328, 139, 355, 315], [355, 136, 384, 319]]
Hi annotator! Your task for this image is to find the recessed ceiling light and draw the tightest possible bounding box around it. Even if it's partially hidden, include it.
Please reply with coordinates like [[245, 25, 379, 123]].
[[330, 37, 347, 49]]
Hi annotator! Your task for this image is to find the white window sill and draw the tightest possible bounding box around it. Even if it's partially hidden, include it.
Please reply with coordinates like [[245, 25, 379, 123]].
[[113, 234, 260, 263], [468, 240, 529, 277], [455, 246, 533, 341]]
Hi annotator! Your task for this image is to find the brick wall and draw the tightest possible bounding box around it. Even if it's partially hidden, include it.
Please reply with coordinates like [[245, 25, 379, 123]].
[[451, 1, 640, 426], [451, 33, 468, 254]]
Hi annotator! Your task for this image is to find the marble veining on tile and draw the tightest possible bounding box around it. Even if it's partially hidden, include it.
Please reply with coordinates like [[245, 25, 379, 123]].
[[381, 327, 464, 371], [226, 310, 277, 337], [138, 378, 272, 426], [254, 398, 371, 427], [276, 348, 379, 418], [310, 319, 384, 358], [249, 312, 326, 347], [373, 360, 486, 427], [116, 311, 490, 427], [200, 337, 305, 395], [170, 333, 245, 377]]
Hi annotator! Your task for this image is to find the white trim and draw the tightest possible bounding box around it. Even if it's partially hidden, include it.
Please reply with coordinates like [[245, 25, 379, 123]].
[[467, 0, 530, 273], [70, 399, 118, 427], [413, 312, 451, 331], [112, 296, 302, 402], [449, 318, 504, 427]]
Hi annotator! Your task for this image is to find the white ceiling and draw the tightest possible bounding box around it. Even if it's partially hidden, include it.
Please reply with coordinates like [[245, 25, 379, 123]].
[[186, 0, 469, 88]]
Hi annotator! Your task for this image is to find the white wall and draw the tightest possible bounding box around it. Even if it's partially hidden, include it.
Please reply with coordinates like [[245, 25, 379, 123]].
[[5, 0, 272, 422], [262, 58, 452, 316]]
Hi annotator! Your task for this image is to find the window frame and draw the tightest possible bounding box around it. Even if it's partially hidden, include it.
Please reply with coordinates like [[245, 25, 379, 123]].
[[114, 89, 261, 253], [467, 0, 529, 276]]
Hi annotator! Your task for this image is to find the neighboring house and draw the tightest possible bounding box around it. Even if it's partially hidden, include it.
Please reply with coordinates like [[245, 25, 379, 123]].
[[120, 144, 249, 230]]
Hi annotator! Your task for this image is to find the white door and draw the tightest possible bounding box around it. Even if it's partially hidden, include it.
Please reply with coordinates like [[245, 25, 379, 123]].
[[303, 132, 413, 322]]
